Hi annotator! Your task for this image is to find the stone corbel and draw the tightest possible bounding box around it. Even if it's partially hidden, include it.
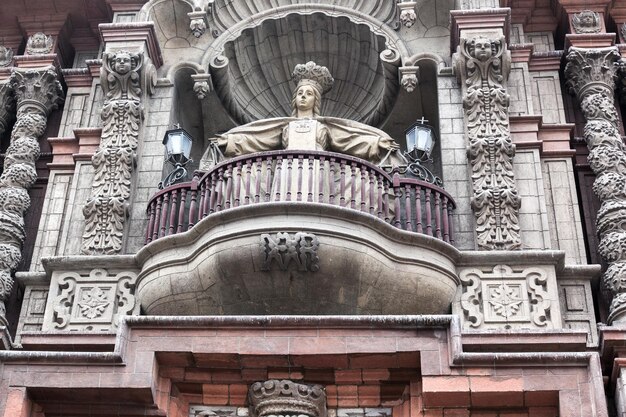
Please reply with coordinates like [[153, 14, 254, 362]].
[[0, 67, 63, 329], [564, 46, 625, 323], [192, 73, 213, 100], [399, 66, 419, 93], [397, 1, 417, 28], [188, 10, 209, 38]]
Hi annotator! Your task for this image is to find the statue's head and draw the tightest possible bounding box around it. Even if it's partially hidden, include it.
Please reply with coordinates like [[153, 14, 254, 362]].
[[473, 37, 493, 61], [291, 61, 334, 117], [113, 52, 132, 75]]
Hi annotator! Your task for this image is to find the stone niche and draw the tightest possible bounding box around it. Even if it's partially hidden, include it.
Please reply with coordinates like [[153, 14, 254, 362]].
[[135, 203, 459, 316]]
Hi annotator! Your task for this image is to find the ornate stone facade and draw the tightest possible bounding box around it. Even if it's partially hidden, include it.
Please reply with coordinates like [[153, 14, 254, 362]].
[[81, 51, 148, 255], [454, 36, 521, 250], [564, 47, 626, 323], [0, 67, 62, 325]]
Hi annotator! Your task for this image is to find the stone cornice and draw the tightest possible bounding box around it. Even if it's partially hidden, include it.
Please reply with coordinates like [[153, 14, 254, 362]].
[[528, 50, 563, 72], [509, 116, 576, 158], [509, 43, 533, 63], [47, 137, 80, 170], [99, 22, 163, 68], [13, 54, 62, 70], [61, 68, 93, 88], [566, 33, 615, 49]]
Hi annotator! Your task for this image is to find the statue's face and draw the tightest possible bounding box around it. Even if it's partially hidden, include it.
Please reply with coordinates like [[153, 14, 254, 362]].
[[581, 13, 594, 26], [114, 53, 131, 74], [474, 39, 492, 61], [295, 85, 316, 113], [31, 33, 47, 48]]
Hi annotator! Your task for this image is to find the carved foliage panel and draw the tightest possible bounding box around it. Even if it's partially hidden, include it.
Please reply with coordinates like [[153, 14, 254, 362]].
[[42, 268, 138, 331], [456, 264, 561, 330]]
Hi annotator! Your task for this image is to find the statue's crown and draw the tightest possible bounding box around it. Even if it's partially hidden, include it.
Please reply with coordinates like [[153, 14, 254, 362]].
[[292, 61, 334, 94]]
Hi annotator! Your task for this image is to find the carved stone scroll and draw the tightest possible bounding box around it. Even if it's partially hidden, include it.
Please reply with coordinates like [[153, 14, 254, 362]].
[[0, 67, 63, 325], [453, 36, 521, 250], [260, 232, 319, 272], [81, 51, 146, 255], [565, 47, 626, 323], [249, 380, 327, 417]]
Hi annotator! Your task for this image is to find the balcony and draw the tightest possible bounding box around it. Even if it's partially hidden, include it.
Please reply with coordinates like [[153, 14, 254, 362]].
[[137, 150, 459, 316]]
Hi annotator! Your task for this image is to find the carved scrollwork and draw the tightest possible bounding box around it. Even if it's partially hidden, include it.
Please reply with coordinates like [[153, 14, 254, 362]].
[[453, 36, 520, 250], [565, 46, 626, 324], [82, 50, 146, 255], [0, 67, 62, 326]]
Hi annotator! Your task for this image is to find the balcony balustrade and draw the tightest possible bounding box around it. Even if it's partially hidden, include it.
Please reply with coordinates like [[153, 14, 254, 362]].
[[145, 150, 456, 245]]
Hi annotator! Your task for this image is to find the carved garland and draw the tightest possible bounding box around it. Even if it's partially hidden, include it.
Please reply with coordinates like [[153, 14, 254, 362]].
[[0, 68, 63, 324], [454, 36, 521, 250], [565, 47, 626, 323], [81, 51, 145, 255]]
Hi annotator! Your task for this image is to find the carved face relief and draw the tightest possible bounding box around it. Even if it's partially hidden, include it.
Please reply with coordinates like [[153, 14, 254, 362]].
[[295, 85, 316, 114], [572, 10, 601, 34], [114, 53, 132, 75], [473, 38, 493, 61], [26, 32, 53, 55]]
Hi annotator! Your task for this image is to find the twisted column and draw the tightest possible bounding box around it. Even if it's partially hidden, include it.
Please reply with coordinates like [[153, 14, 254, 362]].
[[0, 67, 63, 324], [564, 47, 626, 323], [453, 36, 521, 250]]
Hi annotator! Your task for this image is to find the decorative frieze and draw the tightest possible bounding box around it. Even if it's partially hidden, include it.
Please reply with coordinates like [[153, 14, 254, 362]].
[[81, 50, 150, 255], [0, 67, 63, 326], [457, 264, 558, 329], [42, 268, 138, 331], [260, 233, 320, 272], [249, 380, 327, 417], [453, 36, 521, 250], [564, 47, 626, 324]]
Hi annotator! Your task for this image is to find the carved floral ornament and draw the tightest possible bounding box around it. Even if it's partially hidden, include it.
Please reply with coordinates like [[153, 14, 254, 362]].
[[453, 36, 521, 250], [81, 50, 154, 255]]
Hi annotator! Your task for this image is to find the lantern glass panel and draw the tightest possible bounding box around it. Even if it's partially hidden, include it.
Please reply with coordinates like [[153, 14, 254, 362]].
[[163, 129, 193, 164]]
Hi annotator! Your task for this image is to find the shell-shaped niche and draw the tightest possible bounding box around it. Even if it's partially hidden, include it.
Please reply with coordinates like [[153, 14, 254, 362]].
[[210, 0, 398, 32], [210, 12, 400, 127]]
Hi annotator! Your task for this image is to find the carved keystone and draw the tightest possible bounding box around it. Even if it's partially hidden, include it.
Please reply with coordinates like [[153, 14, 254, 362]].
[[249, 380, 327, 417]]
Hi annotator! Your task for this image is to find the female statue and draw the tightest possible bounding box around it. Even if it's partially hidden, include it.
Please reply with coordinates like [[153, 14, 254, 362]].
[[202, 62, 404, 167]]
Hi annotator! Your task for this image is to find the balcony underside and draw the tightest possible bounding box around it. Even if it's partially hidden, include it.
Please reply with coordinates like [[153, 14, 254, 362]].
[[136, 203, 460, 316]]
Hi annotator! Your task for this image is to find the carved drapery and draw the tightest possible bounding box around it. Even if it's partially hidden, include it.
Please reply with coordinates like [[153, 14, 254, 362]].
[[453, 36, 521, 250], [249, 380, 327, 417], [81, 51, 147, 255], [564, 47, 626, 323], [0, 67, 63, 325]]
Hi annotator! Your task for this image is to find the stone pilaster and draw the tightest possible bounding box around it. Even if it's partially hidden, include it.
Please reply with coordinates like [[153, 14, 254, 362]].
[[453, 35, 521, 250], [564, 46, 626, 323], [0, 67, 63, 325], [81, 51, 149, 255]]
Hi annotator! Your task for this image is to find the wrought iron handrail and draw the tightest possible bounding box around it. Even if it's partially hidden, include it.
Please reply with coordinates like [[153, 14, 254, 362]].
[[145, 150, 456, 244]]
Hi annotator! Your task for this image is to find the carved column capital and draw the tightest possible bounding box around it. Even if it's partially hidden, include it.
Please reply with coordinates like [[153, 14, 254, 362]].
[[10, 66, 64, 117], [564, 46, 620, 102], [453, 35, 520, 250], [249, 380, 327, 417]]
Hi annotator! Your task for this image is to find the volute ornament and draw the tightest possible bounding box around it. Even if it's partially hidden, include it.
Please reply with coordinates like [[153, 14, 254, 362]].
[[249, 380, 327, 417]]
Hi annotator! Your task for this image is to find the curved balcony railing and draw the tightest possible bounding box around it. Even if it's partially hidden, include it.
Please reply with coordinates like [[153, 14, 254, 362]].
[[145, 150, 456, 245]]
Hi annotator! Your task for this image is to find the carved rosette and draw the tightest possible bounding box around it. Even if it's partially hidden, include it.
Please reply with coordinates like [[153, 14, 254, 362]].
[[564, 47, 626, 323], [0, 67, 63, 324], [453, 36, 521, 250], [249, 380, 327, 417], [81, 51, 146, 255]]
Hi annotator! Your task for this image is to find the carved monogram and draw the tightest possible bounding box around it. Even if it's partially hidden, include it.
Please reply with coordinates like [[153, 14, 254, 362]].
[[453, 36, 521, 250], [564, 47, 626, 324], [260, 232, 320, 272], [0, 68, 62, 325], [82, 51, 146, 255]]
